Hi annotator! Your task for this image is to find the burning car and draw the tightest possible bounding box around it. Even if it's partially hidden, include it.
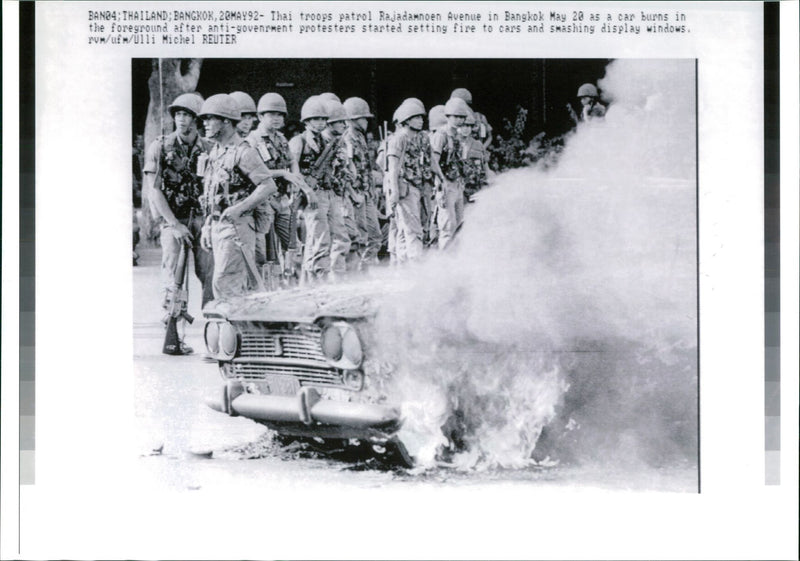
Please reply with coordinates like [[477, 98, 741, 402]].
[[202, 278, 415, 464]]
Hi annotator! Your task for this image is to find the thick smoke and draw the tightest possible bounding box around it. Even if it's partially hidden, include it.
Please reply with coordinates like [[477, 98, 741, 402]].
[[372, 59, 697, 469]]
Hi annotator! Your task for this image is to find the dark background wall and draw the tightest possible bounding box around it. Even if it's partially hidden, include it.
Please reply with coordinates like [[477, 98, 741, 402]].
[[132, 58, 609, 141]]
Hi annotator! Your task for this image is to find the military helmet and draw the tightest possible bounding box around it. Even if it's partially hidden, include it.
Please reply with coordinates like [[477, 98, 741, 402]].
[[319, 92, 341, 103], [168, 93, 204, 117], [300, 96, 328, 121], [444, 97, 470, 117], [451, 87, 473, 104], [229, 91, 257, 115], [577, 83, 599, 98], [395, 99, 425, 125], [428, 105, 447, 130], [257, 92, 287, 114], [343, 97, 374, 120], [324, 99, 348, 123], [198, 94, 242, 122], [464, 107, 477, 126]]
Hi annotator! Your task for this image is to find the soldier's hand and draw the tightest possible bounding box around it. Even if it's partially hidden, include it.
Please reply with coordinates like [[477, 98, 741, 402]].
[[220, 204, 242, 222], [171, 222, 193, 245], [200, 224, 213, 251], [284, 172, 305, 186]]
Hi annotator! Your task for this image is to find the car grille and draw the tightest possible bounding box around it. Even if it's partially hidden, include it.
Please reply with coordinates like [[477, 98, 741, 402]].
[[232, 325, 344, 388], [239, 326, 327, 363]]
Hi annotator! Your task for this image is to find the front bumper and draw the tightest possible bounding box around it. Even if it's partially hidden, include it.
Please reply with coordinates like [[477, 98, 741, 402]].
[[206, 382, 401, 439]]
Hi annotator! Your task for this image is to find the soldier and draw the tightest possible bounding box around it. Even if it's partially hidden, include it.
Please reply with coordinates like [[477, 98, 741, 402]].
[[247, 92, 311, 283], [230, 91, 258, 138], [460, 108, 488, 203], [568, 83, 606, 123], [426, 105, 447, 247], [197, 94, 279, 300], [386, 98, 427, 262], [321, 99, 354, 275], [143, 92, 214, 355], [342, 97, 382, 269], [451, 87, 493, 149], [376, 110, 400, 264], [289, 96, 349, 280], [431, 97, 469, 249]]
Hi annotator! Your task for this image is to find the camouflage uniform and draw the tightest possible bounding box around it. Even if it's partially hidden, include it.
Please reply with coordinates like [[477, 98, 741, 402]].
[[202, 136, 275, 300], [387, 128, 426, 261], [431, 126, 466, 249], [415, 131, 435, 246], [341, 126, 382, 267], [143, 131, 215, 306], [247, 124, 295, 262], [461, 135, 488, 201], [289, 129, 350, 278]]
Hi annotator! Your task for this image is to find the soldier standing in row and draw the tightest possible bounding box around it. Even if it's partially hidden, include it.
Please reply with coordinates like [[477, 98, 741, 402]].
[[289, 96, 348, 280], [431, 97, 469, 249], [386, 98, 427, 262], [461, 108, 488, 203], [451, 87, 493, 149], [143, 92, 214, 355], [197, 94, 279, 300], [247, 92, 310, 281], [426, 104, 447, 247], [321, 99, 353, 275], [342, 97, 382, 269]]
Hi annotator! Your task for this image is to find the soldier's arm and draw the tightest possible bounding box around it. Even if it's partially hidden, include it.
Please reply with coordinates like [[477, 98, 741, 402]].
[[142, 140, 191, 240], [221, 148, 278, 219], [429, 132, 446, 184]]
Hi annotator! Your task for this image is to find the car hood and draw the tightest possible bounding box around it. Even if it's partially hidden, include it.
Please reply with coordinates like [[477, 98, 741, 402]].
[[202, 277, 411, 323]]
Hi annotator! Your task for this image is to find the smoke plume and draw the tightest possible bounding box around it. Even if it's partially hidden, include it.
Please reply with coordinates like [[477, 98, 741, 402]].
[[372, 59, 697, 469]]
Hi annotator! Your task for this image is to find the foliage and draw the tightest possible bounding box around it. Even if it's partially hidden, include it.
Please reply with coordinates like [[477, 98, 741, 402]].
[[488, 106, 532, 172], [488, 106, 566, 173]]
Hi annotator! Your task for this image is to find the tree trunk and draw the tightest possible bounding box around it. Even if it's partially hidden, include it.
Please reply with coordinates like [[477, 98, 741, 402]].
[[139, 58, 203, 242]]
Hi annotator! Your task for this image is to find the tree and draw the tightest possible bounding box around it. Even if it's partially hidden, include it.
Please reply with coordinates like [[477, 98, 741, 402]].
[[140, 58, 203, 241]]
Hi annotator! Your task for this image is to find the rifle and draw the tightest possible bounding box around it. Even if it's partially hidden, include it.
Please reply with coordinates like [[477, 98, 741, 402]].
[[308, 134, 341, 187], [283, 191, 304, 286], [162, 237, 194, 355]]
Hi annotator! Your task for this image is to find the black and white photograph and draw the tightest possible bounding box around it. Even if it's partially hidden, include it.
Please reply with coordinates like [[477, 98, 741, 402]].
[[4, 2, 798, 559], [132, 57, 698, 490]]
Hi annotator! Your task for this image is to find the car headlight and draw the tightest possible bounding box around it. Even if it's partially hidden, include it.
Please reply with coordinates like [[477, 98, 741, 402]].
[[218, 322, 239, 360], [321, 321, 363, 369], [204, 321, 220, 354]]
